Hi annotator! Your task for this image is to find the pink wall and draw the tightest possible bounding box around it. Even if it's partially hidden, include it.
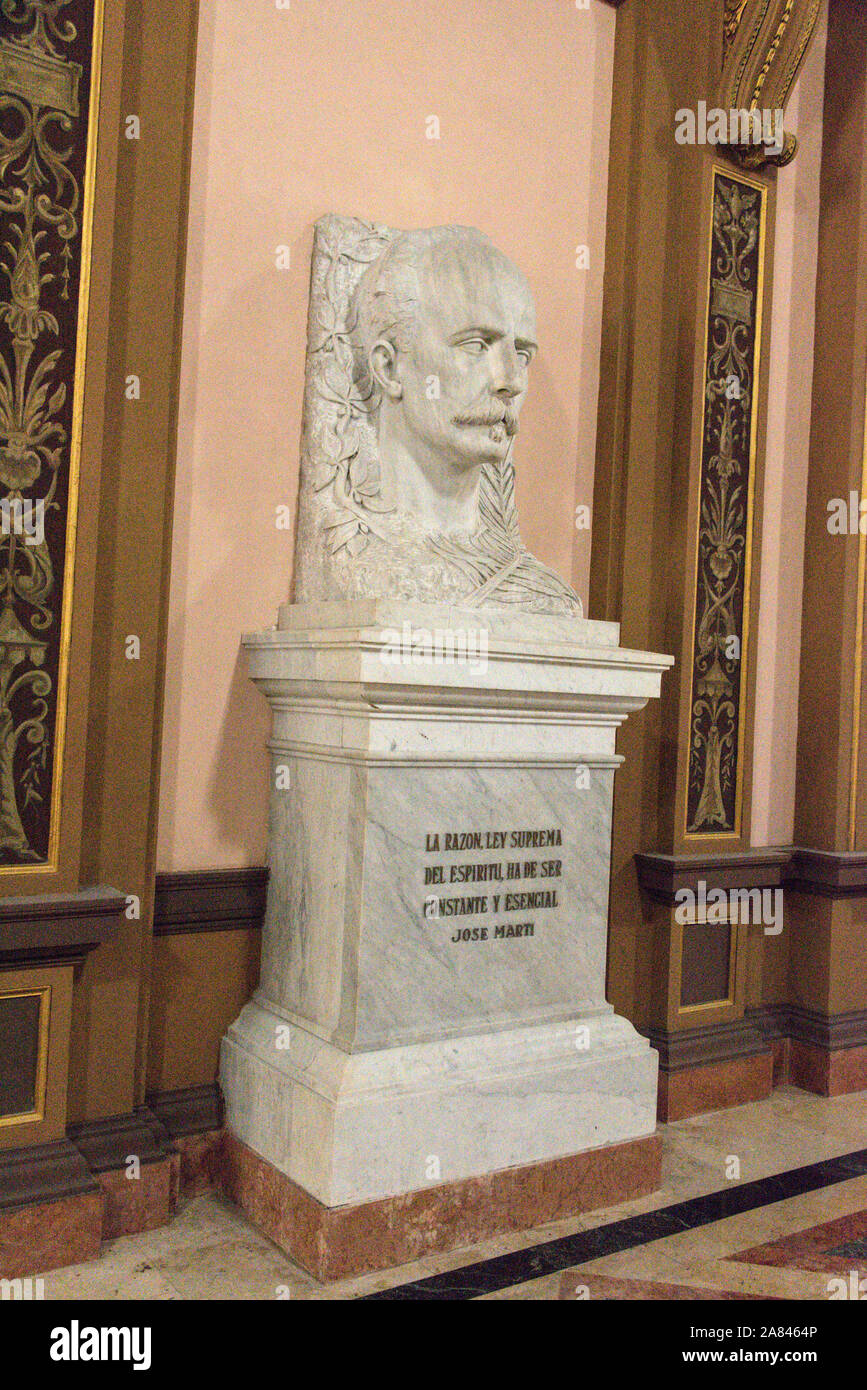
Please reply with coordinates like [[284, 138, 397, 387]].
[[157, 0, 616, 870], [750, 9, 827, 847]]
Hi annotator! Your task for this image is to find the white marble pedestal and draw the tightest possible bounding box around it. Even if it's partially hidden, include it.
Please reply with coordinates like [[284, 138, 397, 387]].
[[220, 600, 672, 1276]]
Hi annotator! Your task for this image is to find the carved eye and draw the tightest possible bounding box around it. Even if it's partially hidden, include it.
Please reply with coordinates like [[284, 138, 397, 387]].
[[516, 348, 532, 366], [459, 338, 488, 355]]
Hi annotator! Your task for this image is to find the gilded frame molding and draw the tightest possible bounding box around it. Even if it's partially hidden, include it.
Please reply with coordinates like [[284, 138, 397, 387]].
[[0, 982, 50, 1126]]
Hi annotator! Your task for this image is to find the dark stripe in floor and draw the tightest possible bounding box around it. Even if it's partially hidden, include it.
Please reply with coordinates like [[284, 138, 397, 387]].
[[359, 1145, 867, 1300]]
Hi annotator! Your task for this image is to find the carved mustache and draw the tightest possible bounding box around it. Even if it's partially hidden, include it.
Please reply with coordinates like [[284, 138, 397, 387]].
[[452, 403, 519, 437]]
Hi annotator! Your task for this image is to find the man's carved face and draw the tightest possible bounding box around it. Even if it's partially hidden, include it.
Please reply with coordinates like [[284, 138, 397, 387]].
[[370, 240, 538, 477]]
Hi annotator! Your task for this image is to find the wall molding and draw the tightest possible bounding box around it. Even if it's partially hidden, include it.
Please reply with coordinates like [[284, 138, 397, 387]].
[[67, 1106, 175, 1173], [0, 885, 124, 966], [1, 1084, 223, 1222], [636, 847, 867, 901], [646, 1018, 768, 1072], [647, 1005, 867, 1081], [153, 869, 267, 937], [749, 1004, 867, 1052], [146, 1083, 222, 1138], [786, 850, 867, 897], [0, 1137, 98, 1212], [635, 847, 790, 901]]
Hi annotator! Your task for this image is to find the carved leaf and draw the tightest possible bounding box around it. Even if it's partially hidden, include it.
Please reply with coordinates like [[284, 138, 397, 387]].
[[477, 457, 521, 540]]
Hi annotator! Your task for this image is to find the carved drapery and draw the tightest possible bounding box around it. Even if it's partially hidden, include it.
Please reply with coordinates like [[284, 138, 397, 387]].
[[0, 0, 101, 866], [687, 171, 765, 837], [717, 0, 822, 167]]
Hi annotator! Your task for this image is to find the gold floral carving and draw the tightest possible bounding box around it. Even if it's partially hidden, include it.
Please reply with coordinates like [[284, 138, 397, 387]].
[[723, 0, 750, 61], [687, 173, 764, 836], [0, 0, 97, 865], [717, 0, 821, 168]]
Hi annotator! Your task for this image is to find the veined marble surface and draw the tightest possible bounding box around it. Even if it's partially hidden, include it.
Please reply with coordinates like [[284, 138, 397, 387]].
[[276, 598, 619, 645], [222, 599, 672, 1206], [221, 1000, 658, 1206], [259, 758, 616, 1049]]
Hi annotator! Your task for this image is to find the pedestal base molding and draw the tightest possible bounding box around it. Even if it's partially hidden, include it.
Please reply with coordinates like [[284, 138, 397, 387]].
[[750, 1005, 867, 1098], [656, 1053, 773, 1121], [0, 1087, 224, 1276], [0, 1190, 104, 1280], [221, 1000, 659, 1208], [788, 1041, 867, 1096], [222, 1128, 661, 1282]]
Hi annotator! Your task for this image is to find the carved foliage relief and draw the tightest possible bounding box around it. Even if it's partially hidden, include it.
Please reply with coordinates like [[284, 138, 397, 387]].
[[0, 0, 98, 864], [723, 0, 750, 61], [719, 0, 822, 168], [687, 172, 764, 836]]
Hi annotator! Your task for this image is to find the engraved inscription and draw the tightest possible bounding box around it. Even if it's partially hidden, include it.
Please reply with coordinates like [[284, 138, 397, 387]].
[[422, 826, 563, 943]]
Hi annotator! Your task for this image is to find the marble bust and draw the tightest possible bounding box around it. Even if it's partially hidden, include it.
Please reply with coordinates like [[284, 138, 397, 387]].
[[293, 218, 582, 616]]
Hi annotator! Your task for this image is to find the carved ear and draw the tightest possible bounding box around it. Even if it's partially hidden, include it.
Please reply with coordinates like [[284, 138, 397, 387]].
[[369, 340, 403, 400]]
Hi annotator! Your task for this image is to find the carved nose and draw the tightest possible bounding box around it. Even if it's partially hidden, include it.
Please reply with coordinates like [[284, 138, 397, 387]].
[[490, 344, 524, 398], [493, 361, 522, 398]]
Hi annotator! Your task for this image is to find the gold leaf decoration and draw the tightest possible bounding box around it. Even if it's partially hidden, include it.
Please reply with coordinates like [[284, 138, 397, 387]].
[[687, 173, 764, 836], [0, 0, 96, 864]]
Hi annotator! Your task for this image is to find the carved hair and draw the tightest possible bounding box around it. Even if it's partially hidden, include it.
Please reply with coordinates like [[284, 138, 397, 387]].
[[350, 225, 506, 409]]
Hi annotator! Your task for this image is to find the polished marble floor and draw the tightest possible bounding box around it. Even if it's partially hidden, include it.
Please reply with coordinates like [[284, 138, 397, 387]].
[[42, 1086, 867, 1300]]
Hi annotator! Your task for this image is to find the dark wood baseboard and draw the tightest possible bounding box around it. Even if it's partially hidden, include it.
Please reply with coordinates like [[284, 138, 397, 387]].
[[67, 1106, 176, 1173], [749, 1003, 867, 1051], [146, 1083, 223, 1137], [646, 1007, 867, 1116], [153, 868, 267, 937], [648, 1007, 867, 1076], [0, 1087, 225, 1273], [647, 1018, 768, 1071], [0, 1138, 99, 1213]]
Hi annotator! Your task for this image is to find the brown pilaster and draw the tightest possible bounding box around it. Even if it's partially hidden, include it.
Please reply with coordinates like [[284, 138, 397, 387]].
[[784, 0, 867, 1098], [0, 0, 200, 1272], [591, 0, 822, 1117], [72, 0, 200, 1124]]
